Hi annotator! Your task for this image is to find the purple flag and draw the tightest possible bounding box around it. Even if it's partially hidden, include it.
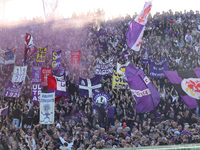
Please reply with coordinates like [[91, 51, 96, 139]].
[[52, 50, 62, 70], [4, 81, 22, 98], [126, 21, 144, 51], [79, 76, 102, 98], [149, 57, 169, 78], [47, 89, 67, 97], [32, 66, 41, 83], [93, 93, 110, 110], [0, 102, 8, 116], [126, 2, 152, 51], [32, 82, 42, 103], [125, 64, 160, 113], [56, 65, 65, 76], [163, 69, 200, 109]]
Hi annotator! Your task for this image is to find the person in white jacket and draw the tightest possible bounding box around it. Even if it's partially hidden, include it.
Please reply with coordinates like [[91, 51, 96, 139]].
[[185, 31, 193, 44], [58, 132, 75, 150]]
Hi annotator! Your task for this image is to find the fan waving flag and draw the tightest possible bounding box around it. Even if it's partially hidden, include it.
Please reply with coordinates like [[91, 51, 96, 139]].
[[48, 76, 66, 92], [0, 102, 9, 116], [163, 68, 200, 109], [79, 76, 102, 98], [125, 1, 152, 51], [125, 64, 160, 113], [24, 33, 37, 64]]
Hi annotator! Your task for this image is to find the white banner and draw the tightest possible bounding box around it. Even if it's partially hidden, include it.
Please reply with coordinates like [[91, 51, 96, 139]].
[[12, 66, 27, 82], [95, 58, 113, 75], [40, 92, 55, 124]]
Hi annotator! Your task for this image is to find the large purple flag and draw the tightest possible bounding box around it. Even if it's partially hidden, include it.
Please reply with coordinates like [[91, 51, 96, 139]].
[[79, 76, 102, 98], [93, 93, 110, 110], [125, 64, 160, 113], [52, 50, 62, 70], [163, 69, 200, 109], [4, 81, 22, 98], [126, 1, 152, 51]]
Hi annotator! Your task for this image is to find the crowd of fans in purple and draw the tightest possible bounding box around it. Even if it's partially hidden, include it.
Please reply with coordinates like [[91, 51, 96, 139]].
[[0, 8, 200, 150]]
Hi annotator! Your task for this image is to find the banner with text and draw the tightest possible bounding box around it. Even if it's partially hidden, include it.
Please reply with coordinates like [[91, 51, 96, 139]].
[[93, 93, 110, 110], [149, 57, 168, 78], [4, 81, 22, 98], [36, 46, 48, 63], [95, 58, 113, 75], [12, 66, 27, 82], [52, 50, 62, 70], [40, 92, 55, 124], [71, 50, 81, 65], [112, 71, 129, 89], [41, 68, 52, 87], [32, 82, 42, 103], [32, 66, 41, 83]]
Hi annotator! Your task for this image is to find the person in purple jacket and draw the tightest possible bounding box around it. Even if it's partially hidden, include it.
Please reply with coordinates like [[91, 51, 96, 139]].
[[106, 103, 115, 128]]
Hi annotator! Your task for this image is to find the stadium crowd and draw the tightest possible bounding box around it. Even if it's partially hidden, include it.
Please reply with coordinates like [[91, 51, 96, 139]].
[[0, 8, 200, 150]]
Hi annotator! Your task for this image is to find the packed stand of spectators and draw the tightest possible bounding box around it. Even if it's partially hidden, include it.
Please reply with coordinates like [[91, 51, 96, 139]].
[[1, 9, 200, 150]]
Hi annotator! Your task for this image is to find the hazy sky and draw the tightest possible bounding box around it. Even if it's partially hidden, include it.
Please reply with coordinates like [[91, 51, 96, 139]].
[[2, 0, 200, 21]]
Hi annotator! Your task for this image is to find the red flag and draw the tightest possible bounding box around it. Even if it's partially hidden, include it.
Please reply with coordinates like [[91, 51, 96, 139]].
[[41, 68, 52, 87], [24, 33, 36, 63], [71, 50, 81, 66], [48, 76, 66, 91]]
